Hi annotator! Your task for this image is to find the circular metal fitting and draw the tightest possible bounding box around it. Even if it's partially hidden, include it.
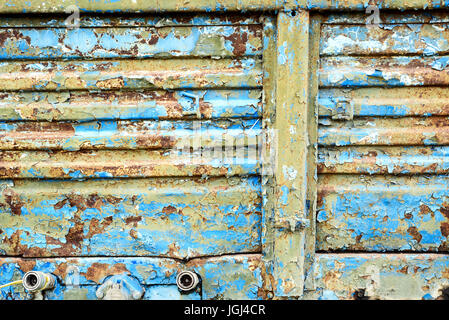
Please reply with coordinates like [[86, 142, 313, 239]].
[[22, 271, 55, 292], [176, 271, 199, 292]]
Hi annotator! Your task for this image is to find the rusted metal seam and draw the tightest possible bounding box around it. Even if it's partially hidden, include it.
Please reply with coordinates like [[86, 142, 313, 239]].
[[0, 251, 264, 261]]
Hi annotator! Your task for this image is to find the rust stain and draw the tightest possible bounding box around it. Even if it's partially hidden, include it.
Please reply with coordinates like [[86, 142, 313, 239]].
[[3, 189, 23, 216], [83, 263, 130, 283]]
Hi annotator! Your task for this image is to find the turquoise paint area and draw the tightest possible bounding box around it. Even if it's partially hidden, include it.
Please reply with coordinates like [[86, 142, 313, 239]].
[[321, 23, 449, 56], [0, 117, 263, 154], [318, 127, 375, 146], [318, 90, 411, 117], [1, 176, 262, 258], [317, 176, 449, 251], [318, 146, 449, 174], [320, 56, 449, 88], [0, 256, 260, 300], [0, 26, 261, 59], [0, 89, 260, 122], [314, 253, 449, 300]]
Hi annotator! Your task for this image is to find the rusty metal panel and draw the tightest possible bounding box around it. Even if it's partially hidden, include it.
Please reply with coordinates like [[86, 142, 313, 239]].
[[0, 15, 262, 28], [318, 146, 449, 175], [316, 11, 449, 258], [317, 175, 449, 251], [0, 12, 268, 300], [321, 11, 449, 24], [0, 25, 262, 59], [319, 117, 449, 146], [318, 87, 449, 118], [0, 119, 261, 151], [0, 58, 262, 91], [320, 56, 449, 87], [0, 177, 261, 258], [321, 23, 449, 56], [0, 150, 260, 179], [1, 0, 449, 13], [0, 90, 262, 121], [306, 253, 449, 300], [299, 0, 449, 11], [0, 0, 283, 13], [0, 254, 268, 300]]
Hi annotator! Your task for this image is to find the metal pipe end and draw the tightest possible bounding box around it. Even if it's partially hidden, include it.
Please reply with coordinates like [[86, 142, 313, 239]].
[[176, 271, 199, 292], [22, 271, 55, 292]]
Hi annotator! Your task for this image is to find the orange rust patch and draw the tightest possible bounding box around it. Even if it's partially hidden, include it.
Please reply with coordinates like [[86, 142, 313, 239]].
[[83, 263, 129, 283], [3, 188, 24, 216], [441, 204, 449, 219], [17, 259, 36, 272], [2, 230, 30, 255], [52, 262, 72, 279], [125, 216, 142, 225], [398, 266, 408, 274], [404, 213, 413, 219], [441, 222, 449, 238], [86, 217, 113, 239], [162, 205, 177, 215], [407, 226, 423, 243], [420, 204, 432, 215]]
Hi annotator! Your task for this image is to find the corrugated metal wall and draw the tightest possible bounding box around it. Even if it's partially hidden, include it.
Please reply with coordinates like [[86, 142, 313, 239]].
[[312, 11, 449, 300], [2, 5, 449, 300], [0, 13, 269, 300]]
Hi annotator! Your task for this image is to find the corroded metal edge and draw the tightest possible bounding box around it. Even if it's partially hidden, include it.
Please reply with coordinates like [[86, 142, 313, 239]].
[[1, 0, 449, 13]]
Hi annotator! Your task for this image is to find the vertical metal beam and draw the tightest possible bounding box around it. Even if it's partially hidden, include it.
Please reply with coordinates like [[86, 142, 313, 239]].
[[272, 10, 310, 298], [261, 14, 278, 299], [304, 14, 321, 292]]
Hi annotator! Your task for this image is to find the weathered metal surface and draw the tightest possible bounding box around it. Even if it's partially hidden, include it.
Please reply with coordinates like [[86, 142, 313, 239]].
[[318, 146, 449, 174], [317, 175, 449, 251], [0, 0, 284, 13], [0, 90, 262, 121], [316, 9, 449, 261], [0, 58, 261, 91], [0, 25, 262, 59], [320, 56, 449, 87], [322, 11, 449, 24], [0, 15, 261, 28], [321, 23, 449, 56], [0, 12, 271, 300], [0, 254, 269, 300], [0, 150, 260, 179], [270, 11, 309, 298], [2, 0, 449, 12], [0, 118, 261, 151], [306, 253, 449, 300], [299, 0, 449, 10], [318, 87, 449, 118], [319, 117, 449, 146], [0, 177, 261, 258]]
